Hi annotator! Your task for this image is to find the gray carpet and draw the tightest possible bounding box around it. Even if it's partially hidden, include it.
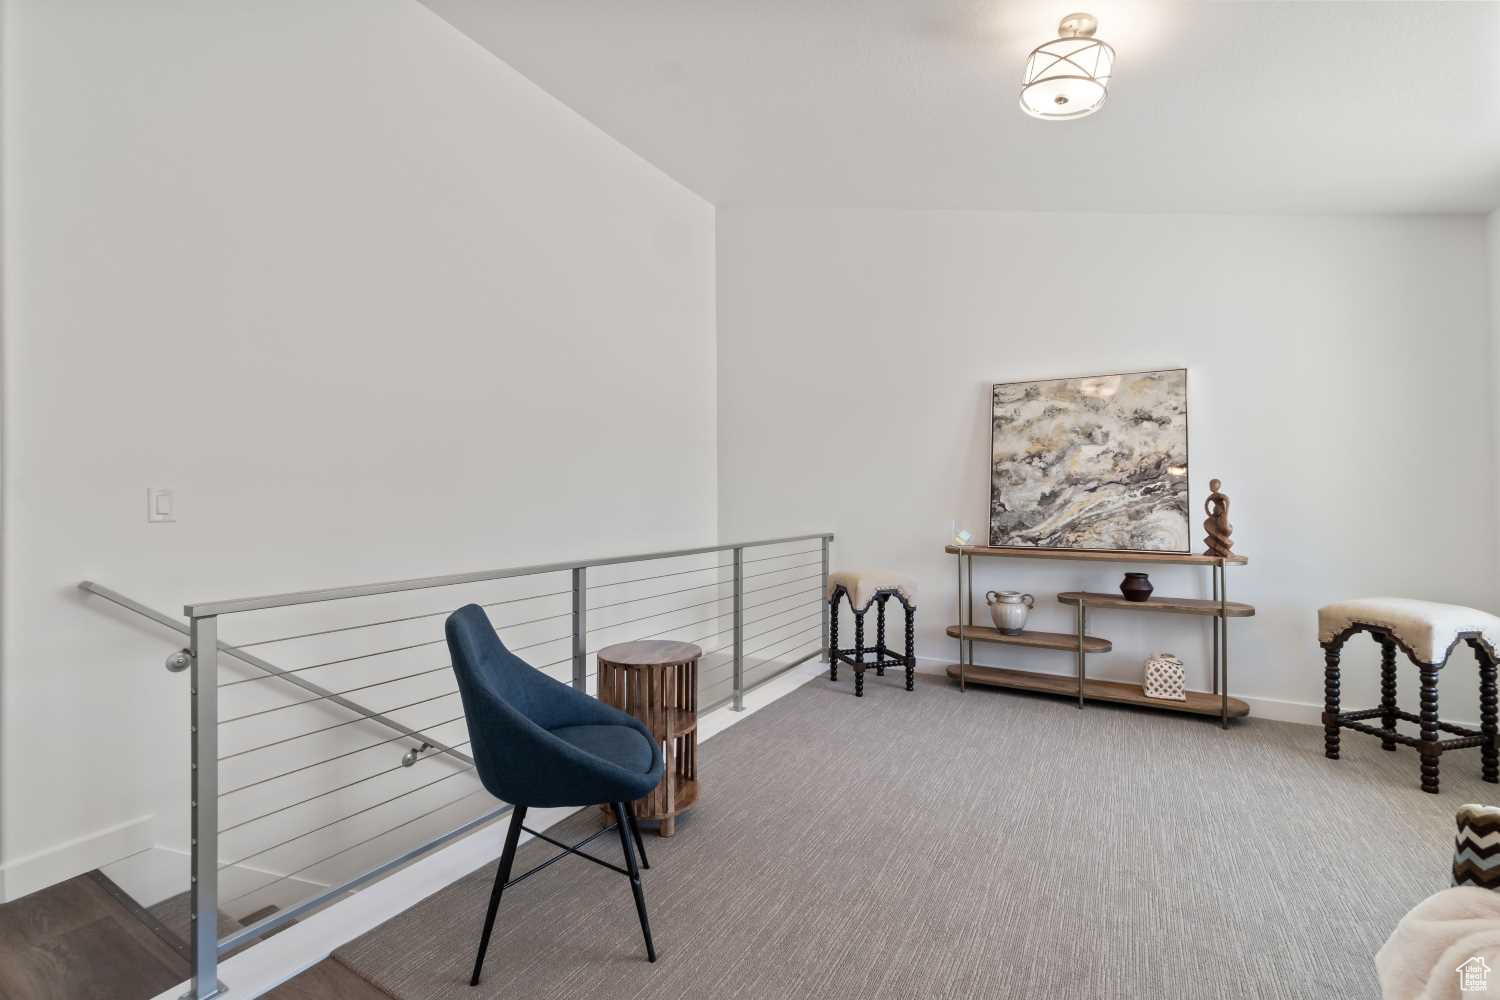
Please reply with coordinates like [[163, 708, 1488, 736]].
[[336, 671, 1488, 999]]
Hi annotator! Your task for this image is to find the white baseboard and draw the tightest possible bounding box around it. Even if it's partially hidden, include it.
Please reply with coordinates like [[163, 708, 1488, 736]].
[[147, 659, 828, 1000], [911, 656, 1324, 727], [0, 814, 154, 903], [1234, 694, 1322, 726]]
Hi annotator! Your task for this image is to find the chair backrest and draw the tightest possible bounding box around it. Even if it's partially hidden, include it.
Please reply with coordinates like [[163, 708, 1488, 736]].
[[446, 603, 544, 721], [445, 603, 556, 800]]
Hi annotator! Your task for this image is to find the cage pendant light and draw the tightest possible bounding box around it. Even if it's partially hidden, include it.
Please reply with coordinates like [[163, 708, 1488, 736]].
[[1020, 13, 1114, 121]]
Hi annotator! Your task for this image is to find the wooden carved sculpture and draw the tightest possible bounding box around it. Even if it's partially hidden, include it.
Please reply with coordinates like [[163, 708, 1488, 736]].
[[1203, 479, 1234, 557]]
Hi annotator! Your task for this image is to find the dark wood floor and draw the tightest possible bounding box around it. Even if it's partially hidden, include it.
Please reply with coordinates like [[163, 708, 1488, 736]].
[[0, 872, 391, 1000]]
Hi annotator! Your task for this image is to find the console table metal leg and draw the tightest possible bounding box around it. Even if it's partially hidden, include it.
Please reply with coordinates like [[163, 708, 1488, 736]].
[[956, 550, 965, 692], [965, 554, 974, 690], [1218, 563, 1230, 729], [1075, 602, 1086, 709], [1211, 566, 1221, 697]]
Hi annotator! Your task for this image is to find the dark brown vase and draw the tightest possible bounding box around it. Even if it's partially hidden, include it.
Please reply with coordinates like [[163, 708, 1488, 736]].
[[1120, 572, 1153, 603]]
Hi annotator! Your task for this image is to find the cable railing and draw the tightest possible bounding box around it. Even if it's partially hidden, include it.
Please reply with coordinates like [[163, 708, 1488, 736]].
[[81, 531, 832, 1000]]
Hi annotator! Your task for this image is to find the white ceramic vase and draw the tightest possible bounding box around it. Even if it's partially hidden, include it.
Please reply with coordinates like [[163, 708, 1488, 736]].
[[985, 590, 1034, 635]]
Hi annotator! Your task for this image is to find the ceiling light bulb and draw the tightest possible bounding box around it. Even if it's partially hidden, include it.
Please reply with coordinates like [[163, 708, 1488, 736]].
[[1020, 13, 1114, 121]]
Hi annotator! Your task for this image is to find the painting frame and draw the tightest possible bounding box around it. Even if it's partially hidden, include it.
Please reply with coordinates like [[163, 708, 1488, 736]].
[[987, 367, 1190, 554]]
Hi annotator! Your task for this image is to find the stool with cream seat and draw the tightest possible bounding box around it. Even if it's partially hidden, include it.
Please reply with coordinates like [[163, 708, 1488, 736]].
[[1320, 598, 1500, 794], [827, 570, 917, 697]]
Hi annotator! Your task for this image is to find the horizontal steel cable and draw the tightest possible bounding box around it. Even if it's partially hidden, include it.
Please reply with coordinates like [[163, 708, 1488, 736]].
[[738, 547, 820, 566], [701, 607, 824, 659], [583, 555, 820, 594], [584, 621, 810, 692], [217, 689, 462, 751], [216, 588, 824, 756], [586, 563, 732, 592], [218, 739, 474, 835], [601, 593, 821, 652], [533, 591, 821, 674], [219, 786, 495, 908], [585, 593, 734, 633], [695, 628, 820, 695], [217, 637, 445, 689], [228, 587, 572, 650], [219, 617, 570, 689], [586, 583, 818, 639], [740, 559, 823, 582], [219, 766, 475, 872], [742, 573, 823, 597], [741, 624, 822, 664], [587, 576, 735, 614], [219, 715, 471, 797], [219, 668, 457, 724]]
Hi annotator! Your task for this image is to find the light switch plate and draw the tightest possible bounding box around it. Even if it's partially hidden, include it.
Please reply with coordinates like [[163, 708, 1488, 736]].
[[147, 488, 175, 523]]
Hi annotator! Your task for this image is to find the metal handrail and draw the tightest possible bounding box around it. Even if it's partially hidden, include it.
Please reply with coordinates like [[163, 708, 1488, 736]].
[[77, 581, 474, 767], [183, 532, 835, 618]]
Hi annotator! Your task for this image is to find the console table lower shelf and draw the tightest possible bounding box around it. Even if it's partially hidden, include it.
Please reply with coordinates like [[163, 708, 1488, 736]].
[[943, 663, 1249, 719]]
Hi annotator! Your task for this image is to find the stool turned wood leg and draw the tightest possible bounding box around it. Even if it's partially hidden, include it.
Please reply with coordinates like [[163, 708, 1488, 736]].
[[904, 601, 916, 692], [1323, 642, 1342, 760], [829, 593, 839, 682], [875, 595, 888, 676], [1379, 639, 1398, 751], [1420, 663, 1441, 794], [853, 608, 866, 697], [1478, 644, 1498, 784]]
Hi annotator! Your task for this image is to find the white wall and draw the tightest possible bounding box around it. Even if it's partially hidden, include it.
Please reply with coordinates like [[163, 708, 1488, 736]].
[[0, 0, 717, 899], [1490, 211, 1500, 580], [717, 208, 1495, 723]]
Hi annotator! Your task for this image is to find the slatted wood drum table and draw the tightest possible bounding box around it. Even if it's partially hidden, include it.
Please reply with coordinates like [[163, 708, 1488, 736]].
[[596, 639, 701, 837]]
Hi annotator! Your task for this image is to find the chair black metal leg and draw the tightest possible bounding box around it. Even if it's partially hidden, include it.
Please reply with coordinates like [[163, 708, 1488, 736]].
[[623, 801, 649, 870], [471, 805, 527, 986], [613, 802, 657, 961]]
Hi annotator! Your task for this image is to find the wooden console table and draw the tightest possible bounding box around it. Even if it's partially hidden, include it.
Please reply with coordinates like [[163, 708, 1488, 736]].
[[597, 639, 700, 836], [944, 545, 1253, 728]]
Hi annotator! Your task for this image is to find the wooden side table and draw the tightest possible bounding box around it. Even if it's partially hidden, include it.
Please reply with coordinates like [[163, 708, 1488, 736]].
[[596, 639, 700, 837]]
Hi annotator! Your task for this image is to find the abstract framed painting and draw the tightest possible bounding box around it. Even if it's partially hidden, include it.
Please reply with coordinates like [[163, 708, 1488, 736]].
[[988, 368, 1189, 552]]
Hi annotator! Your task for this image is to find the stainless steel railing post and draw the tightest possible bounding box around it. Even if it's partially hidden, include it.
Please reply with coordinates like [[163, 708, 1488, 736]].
[[732, 547, 745, 711], [187, 615, 223, 999], [820, 536, 830, 662], [571, 567, 587, 691]]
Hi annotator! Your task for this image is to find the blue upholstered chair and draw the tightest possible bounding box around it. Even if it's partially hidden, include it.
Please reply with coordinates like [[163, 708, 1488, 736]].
[[446, 603, 665, 986]]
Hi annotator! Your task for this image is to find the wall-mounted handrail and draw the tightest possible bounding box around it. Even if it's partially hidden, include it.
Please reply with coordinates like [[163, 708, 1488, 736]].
[[183, 532, 835, 618], [77, 581, 474, 767]]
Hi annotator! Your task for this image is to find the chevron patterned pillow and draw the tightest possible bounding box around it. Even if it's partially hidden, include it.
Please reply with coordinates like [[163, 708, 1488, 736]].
[[1454, 803, 1500, 889]]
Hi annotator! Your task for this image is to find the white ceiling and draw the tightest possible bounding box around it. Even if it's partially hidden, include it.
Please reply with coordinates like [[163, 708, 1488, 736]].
[[421, 0, 1500, 213]]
